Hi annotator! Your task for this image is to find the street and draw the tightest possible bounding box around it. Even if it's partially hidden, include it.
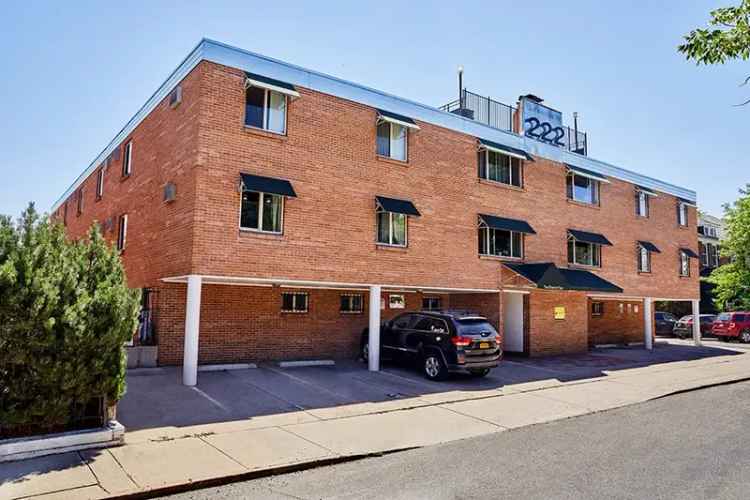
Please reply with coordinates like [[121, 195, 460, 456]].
[[165, 380, 750, 500]]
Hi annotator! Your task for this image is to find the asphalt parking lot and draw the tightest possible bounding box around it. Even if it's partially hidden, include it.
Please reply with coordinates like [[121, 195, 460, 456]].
[[118, 341, 741, 431]]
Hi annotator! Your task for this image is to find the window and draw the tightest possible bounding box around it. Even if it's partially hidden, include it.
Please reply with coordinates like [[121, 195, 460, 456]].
[[245, 86, 287, 134], [96, 168, 105, 200], [376, 121, 407, 161], [377, 210, 407, 246], [700, 242, 708, 267], [76, 189, 84, 216], [592, 302, 604, 316], [635, 190, 649, 217], [566, 172, 600, 205], [117, 214, 128, 252], [679, 251, 691, 277], [478, 150, 522, 187], [122, 141, 133, 177], [63, 202, 68, 226], [677, 202, 688, 226], [638, 245, 651, 273], [281, 292, 308, 313], [240, 191, 284, 233], [567, 236, 601, 267], [340, 294, 364, 314], [389, 294, 405, 309], [422, 297, 442, 311], [478, 227, 523, 258]]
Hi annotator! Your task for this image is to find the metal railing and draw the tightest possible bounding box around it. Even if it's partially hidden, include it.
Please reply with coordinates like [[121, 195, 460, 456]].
[[439, 90, 588, 155]]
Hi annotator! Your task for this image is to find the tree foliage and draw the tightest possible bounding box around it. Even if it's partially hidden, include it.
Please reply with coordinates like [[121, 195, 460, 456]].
[[708, 184, 750, 310], [679, 1, 750, 104], [0, 204, 140, 434]]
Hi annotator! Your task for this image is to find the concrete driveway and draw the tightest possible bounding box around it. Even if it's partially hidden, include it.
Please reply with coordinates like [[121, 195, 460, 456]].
[[118, 342, 741, 431]]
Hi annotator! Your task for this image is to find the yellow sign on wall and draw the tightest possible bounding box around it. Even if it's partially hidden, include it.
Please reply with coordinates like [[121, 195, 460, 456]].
[[554, 306, 566, 320]]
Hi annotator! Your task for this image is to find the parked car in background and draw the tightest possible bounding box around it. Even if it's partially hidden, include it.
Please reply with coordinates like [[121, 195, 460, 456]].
[[655, 312, 678, 336], [361, 310, 501, 380], [673, 314, 716, 339], [712, 312, 750, 342]]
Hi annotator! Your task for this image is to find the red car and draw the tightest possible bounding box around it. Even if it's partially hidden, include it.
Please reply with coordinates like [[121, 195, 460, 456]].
[[712, 312, 750, 343]]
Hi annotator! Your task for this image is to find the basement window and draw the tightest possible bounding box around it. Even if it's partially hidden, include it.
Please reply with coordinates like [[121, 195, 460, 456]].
[[340, 294, 364, 314], [281, 292, 308, 313]]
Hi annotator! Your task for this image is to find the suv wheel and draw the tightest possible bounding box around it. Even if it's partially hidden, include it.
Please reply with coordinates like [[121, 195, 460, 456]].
[[469, 368, 491, 378], [423, 352, 448, 381], [741, 329, 750, 344]]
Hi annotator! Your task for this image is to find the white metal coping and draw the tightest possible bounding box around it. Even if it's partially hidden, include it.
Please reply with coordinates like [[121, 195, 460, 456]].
[[161, 275, 500, 294], [51, 38, 697, 212]]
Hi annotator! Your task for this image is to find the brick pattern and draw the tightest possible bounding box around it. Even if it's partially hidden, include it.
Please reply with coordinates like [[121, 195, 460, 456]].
[[588, 299, 645, 346], [55, 59, 700, 362]]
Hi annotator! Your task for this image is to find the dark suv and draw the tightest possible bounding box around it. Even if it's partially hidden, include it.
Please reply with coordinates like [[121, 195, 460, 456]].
[[360, 310, 501, 380]]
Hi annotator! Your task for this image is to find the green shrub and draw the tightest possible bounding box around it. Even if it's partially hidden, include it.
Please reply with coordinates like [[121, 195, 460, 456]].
[[0, 204, 140, 436]]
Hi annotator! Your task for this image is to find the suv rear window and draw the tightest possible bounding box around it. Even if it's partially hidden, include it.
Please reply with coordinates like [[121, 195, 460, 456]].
[[456, 318, 497, 336], [734, 314, 746, 322], [718, 313, 732, 321]]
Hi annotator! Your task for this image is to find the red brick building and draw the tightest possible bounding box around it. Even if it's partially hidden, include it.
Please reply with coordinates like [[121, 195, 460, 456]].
[[52, 39, 700, 385]]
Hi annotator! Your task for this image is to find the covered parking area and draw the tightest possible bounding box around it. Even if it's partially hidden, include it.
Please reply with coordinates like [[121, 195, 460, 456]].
[[161, 275, 501, 386]]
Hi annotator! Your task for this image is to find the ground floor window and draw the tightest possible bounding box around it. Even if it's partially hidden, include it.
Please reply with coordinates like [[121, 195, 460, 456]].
[[422, 297, 442, 311], [340, 294, 364, 314], [478, 227, 523, 258], [241, 191, 283, 233], [592, 302, 604, 316], [281, 292, 308, 313]]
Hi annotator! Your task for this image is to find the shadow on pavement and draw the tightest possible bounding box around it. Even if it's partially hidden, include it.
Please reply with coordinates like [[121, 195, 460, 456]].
[[117, 342, 742, 431]]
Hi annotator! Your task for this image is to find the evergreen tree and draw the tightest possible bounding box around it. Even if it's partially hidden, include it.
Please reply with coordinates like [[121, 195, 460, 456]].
[[0, 204, 140, 435]]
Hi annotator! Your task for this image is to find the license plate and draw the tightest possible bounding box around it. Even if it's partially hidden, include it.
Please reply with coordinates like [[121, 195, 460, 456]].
[[479, 342, 490, 349]]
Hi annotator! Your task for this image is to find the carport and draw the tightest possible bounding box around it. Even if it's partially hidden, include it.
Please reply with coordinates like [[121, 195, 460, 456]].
[[161, 275, 500, 386]]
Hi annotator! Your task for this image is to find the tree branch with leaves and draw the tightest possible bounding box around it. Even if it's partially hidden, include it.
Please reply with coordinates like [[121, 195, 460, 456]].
[[679, 1, 750, 104]]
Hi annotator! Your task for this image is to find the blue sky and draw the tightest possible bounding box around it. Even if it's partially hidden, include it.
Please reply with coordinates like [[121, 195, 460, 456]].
[[0, 1, 746, 218]]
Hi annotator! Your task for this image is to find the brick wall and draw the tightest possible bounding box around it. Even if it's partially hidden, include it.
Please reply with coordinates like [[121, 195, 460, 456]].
[[588, 299, 645, 346], [527, 290, 589, 356]]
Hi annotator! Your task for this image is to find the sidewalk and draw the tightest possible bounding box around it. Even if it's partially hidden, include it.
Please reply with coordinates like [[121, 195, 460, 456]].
[[3, 347, 750, 500]]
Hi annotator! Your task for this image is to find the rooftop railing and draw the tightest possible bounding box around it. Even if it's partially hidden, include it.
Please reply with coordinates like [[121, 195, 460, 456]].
[[439, 90, 588, 156]]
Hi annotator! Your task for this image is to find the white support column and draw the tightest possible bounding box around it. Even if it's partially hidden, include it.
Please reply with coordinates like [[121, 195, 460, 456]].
[[368, 285, 382, 372], [692, 299, 702, 347], [644, 297, 654, 351], [183, 275, 202, 386]]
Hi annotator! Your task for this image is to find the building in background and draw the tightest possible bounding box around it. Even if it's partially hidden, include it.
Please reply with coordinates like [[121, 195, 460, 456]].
[[698, 213, 725, 313], [50, 39, 701, 384]]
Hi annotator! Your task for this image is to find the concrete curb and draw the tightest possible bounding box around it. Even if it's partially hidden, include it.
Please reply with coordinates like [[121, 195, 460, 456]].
[[278, 360, 335, 368], [198, 363, 257, 372], [105, 447, 418, 500], [0, 420, 124, 463]]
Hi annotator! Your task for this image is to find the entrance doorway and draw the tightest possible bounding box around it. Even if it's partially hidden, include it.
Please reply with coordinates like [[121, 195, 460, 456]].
[[503, 292, 525, 353]]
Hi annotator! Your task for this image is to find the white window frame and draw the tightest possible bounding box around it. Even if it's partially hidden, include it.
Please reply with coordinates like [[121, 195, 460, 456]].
[[678, 202, 689, 226], [591, 302, 604, 316], [122, 141, 133, 177], [478, 226, 523, 259], [568, 236, 601, 267], [638, 245, 651, 273], [636, 190, 649, 217], [567, 172, 600, 205], [245, 87, 288, 135], [117, 214, 128, 252], [239, 191, 285, 235], [376, 209, 408, 247], [679, 251, 691, 277], [480, 150, 523, 187], [281, 292, 308, 313], [376, 121, 408, 161], [96, 168, 105, 199], [340, 293, 364, 314]]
